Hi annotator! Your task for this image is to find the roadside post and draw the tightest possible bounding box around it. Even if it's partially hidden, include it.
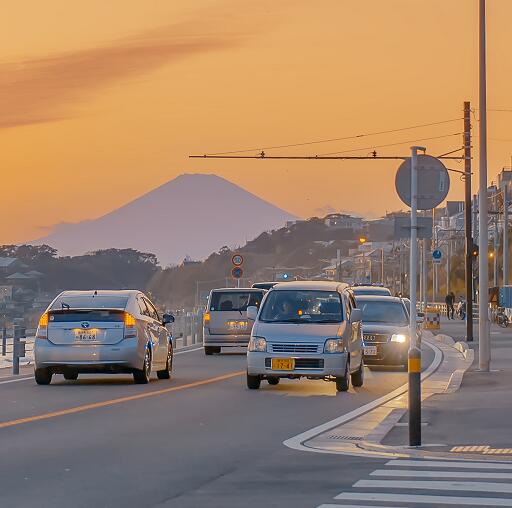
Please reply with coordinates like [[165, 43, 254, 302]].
[[12, 325, 26, 376], [1, 325, 6, 356], [395, 149, 450, 446]]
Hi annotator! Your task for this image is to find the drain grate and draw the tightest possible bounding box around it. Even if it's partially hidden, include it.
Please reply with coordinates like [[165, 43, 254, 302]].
[[327, 435, 364, 441]]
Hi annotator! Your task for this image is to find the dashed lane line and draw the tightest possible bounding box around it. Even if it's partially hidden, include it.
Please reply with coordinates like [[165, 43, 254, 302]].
[[0, 370, 244, 429]]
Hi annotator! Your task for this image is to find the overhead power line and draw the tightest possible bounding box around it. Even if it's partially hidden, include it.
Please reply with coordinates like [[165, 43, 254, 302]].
[[204, 118, 462, 155], [317, 132, 463, 156]]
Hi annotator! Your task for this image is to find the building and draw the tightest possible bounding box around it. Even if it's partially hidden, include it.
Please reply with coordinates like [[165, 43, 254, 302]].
[[324, 213, 363, 231]]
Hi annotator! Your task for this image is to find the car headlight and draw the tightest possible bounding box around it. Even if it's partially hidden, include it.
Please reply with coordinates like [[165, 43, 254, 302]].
[[248, 336, 267, 352], [324, 338, 344, 353], [391, 334, 408, 343]]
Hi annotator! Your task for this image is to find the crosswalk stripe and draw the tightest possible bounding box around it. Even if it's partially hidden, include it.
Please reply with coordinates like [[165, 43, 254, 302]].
[[385, 459, 512, 469], [371, 469, 512, 480], [354, 479, 512, 493], [334, 492, 512, 506]]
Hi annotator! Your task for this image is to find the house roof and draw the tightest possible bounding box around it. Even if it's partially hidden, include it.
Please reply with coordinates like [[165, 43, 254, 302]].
[[6, 272, 32, 280], [25, 270, 45, 277], [0, 257, 17, 268]]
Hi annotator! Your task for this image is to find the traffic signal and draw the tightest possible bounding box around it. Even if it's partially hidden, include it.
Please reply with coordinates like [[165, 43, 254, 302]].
[[472, 244, 479, 258], [359, 236, 367, 245]]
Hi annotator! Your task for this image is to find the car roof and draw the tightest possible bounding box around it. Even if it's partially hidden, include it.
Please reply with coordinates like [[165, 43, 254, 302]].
[[271, 280, 348, 292], [211, 288, 264, 292], [57, 290, 140, 297], [354, 295, 405, 303], [350, 285, 390, 291]]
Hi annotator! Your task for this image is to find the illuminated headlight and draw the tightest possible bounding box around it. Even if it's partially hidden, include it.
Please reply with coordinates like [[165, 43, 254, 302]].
[[391, 334, 408, 343], [324, 338, 344, 353], [248, 336, 267, 352]]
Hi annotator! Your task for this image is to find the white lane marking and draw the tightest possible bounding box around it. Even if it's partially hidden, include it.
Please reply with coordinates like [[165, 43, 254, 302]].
[[0, 376, 33, 385], [354, 479, 512, 494], [283, 340, 442, 453], [386, 459, 512, 470], [334, 492, 512, 506], [371, 469, 512, 480], [0, 346, 203, 386]]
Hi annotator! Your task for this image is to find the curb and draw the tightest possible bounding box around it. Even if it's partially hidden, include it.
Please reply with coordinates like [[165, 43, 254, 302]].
[[283, 334, 491, 461]]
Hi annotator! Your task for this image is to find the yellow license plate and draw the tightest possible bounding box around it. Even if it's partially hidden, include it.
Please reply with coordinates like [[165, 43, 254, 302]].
[[271, 358, 295, 371]]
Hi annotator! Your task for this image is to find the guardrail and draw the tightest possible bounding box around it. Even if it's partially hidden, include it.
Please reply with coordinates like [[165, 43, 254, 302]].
[[171, 311, 203, 347]]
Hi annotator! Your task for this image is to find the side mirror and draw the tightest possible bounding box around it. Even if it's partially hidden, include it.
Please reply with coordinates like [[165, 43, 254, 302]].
[[162, 313, 175, 325], [246, 306, 258, 321], [350, 308, 362, 323]]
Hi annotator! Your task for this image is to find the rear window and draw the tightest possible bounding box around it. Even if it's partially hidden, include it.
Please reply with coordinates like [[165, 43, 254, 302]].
[[50, 295, 129, 310], [352, 287, 392, 296], [49, 310, 125, 322], [209, 291, 264, 312]]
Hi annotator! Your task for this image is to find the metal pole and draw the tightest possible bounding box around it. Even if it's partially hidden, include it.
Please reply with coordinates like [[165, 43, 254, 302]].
[[419, 240, 424, 311], [479, 0, 490, 371], [494, 204, 498, 287], [381, 248, 384, 284], [504, 184, 509, 285], [464, 101, 474, 341], [409, 145, 424, 447]]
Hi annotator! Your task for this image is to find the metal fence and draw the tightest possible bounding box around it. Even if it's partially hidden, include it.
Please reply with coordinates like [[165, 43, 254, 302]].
[[171, 310, 204, 348]]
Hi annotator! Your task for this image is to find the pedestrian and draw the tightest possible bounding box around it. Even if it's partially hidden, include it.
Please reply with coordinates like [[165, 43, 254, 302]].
[[445, 292, 455, 319]]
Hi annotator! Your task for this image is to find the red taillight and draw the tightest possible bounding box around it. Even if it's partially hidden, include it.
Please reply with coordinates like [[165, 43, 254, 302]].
[[36, 312, 48, 339], [124, 312, 137, 338]]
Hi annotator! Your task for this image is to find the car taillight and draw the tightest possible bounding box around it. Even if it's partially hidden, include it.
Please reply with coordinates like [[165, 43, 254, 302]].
[[124, 312, 137, 338], [36, 312, 48, 339], [203, 312, 210, 326]]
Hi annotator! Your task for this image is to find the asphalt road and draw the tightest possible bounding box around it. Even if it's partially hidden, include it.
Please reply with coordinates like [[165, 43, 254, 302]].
[[0, 346, 434, 508]]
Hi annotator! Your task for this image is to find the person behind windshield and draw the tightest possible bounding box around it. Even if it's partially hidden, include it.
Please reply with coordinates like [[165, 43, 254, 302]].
[[274, 298, 298, 321]]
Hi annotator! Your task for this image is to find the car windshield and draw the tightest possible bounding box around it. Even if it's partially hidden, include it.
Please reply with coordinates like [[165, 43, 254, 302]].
[[50, 295, 129, 310], [259, 290, 343, 323], [357, 300, 408, 325], [209, 291, 264, 312]]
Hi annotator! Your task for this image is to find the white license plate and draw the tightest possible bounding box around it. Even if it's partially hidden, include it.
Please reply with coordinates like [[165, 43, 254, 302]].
[[74, 329, 97, 341], [364, 346, 377, 356]]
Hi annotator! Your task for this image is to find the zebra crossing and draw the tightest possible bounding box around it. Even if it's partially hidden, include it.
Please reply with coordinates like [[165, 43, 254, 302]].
[[316, 458, 512, 507]]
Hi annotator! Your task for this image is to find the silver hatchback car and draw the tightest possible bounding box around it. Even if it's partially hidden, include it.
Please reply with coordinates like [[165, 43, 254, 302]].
[[246, 281, 364, 392], [34, 290, 174, 385]]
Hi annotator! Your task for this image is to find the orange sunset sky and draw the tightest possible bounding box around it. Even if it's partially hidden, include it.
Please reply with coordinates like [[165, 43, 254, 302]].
[[2, 0, 512, 244]]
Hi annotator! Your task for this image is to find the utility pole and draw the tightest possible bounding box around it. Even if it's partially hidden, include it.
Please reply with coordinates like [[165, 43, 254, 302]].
[[494, 197, 498, 287], [479, 0, 490, 370], [504, 183, 510, 285], [464, 101, 474, 341], [381, 248, 385, 284], [446, 237, 451, 294]]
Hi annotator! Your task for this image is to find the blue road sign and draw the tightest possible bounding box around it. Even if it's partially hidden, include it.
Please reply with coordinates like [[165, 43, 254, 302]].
[[231, 266, 243, 279], [432, 249, 442, 260]]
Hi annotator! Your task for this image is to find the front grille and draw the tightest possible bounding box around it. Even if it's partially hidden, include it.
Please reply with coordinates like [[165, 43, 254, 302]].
[[363, 334, 389, 344], [265, 358, 324, 369], [271, 343, 320, 353]]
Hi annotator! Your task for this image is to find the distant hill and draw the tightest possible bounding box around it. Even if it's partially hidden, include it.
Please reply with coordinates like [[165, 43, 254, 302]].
[[31, 174, 298, 264]]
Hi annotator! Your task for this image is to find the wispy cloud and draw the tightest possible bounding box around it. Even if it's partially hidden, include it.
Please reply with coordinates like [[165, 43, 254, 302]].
[[0, 22, 242, 129]]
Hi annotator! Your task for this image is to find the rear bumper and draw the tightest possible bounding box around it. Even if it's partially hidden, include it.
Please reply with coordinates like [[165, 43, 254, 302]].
[[363, 342, 408, 366], [34, 337, 143, 372], [203, 331, 250, 347], [247, 351, 348, 378]]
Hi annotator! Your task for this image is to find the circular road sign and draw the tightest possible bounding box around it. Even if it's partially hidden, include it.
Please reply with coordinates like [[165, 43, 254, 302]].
[[232, 254, 244, 266], [395, 155, 450, 210], [231, 266, 243, 279], [432, 249, 442, 260]]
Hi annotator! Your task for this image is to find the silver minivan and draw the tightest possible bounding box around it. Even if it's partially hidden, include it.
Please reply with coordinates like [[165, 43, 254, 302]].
[[203, 288, 266, 355], [246, 281, 364, 391], [34, 290, 174, 385]]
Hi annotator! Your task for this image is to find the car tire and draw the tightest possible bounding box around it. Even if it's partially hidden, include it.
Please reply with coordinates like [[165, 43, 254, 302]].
[[351, 359, 364, 387], [157, 346, 173, 380], [35, 368, 52, 385], [267, 377, 280, 385], [247, 372, 261, 390], [204, 346, 221, 355], [335, 359, 350, 392], [63, 370, 79, 381], [133, 348, 151, 384]]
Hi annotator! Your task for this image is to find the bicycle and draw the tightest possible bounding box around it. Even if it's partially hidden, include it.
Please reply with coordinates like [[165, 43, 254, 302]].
[[496, 308, 509, 328]]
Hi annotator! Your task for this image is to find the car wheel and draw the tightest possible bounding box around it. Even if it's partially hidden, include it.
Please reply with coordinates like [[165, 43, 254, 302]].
[[247, 372, 261, 390], [157, 346, 173, 380], [335, 359, 350, 392], [35, 368, 52, 385], [204, 346, 221, 355], [267, 377, 280, 385], [133, 347, 151, 384], [351, 359, 364, 387], [63, 370, 79, 381]]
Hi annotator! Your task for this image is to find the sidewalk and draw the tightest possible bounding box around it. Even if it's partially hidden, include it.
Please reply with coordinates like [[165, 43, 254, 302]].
[[383, 316, 512, 455]]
